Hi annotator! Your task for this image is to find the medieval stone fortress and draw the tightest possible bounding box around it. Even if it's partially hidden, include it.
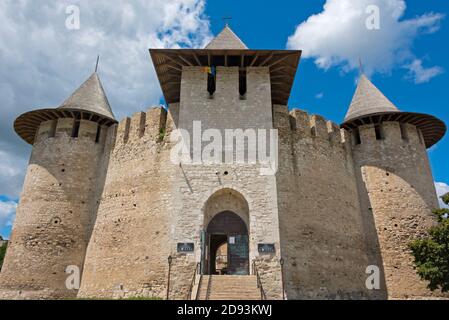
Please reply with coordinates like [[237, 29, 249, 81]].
[[0, 26, 446, 300]]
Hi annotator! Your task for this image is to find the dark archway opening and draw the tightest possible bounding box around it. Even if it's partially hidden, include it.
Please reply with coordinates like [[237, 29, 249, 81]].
[[204, 211, 249, 275], [209, 235, 227, 275]]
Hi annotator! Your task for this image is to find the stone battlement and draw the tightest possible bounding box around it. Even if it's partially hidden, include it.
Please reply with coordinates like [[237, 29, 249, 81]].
[[289, 108, 349, 144], [353, 121, 425, 147], [273, 104, 352, 152], [114, 107, 170, 147], [35, 118, 109, 147]]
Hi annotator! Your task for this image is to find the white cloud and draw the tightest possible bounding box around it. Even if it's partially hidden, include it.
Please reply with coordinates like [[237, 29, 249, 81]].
[[315, 92, 324, 99], [0, 0, 212, 199], [287, 0, 444, 78], [0, 150, 27, 198], [404, 59, 444, 84], [0, 200, 17, 236], [435, 182, 449, 209]]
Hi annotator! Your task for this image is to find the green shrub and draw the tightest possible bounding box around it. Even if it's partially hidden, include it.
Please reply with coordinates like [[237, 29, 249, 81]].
[[159, 128, 166, 141], [0, 243, 7, 270], [409, 202, 449, 292]]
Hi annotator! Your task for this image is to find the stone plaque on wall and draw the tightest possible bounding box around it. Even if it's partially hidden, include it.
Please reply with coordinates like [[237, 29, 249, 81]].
[[258, 243, 275, 254], [177, 243, 194, 253]]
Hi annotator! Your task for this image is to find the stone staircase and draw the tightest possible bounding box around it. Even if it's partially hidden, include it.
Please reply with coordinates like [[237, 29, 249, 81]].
[[195, 275, 262, 300]]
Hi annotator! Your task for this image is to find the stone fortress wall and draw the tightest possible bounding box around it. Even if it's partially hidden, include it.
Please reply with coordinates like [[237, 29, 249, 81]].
[[77, 107, 177, 299], [0, 73, 445, 300], [352, 121, 443, 299], [0, 80, 445, 300], [0, 118, 109, 299], [273, 105, 374, 299], [0, 23, 445, 300]]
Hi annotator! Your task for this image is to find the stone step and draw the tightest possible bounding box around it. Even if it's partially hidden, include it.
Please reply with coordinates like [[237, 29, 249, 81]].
[[195, 275, 261, 300], [207, 297, 261, 300]]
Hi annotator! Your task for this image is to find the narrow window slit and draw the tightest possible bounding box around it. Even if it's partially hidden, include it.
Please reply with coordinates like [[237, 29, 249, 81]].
[[95, 125, 102, 143], [353, 128, 361, 145], [400, 123, 408, 141], [49, 120, 57, 138], [239, 68, 247, 99], [374, 124, 383, 140], [207, 67, 216, 98], [71, 120, 81, 138]]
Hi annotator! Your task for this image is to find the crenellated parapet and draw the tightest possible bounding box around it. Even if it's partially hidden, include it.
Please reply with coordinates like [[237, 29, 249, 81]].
[[273, 105, 352, 159], [113, 106, 172, 149], [34, 118, 108, 147], [352, 121, 425, 148]]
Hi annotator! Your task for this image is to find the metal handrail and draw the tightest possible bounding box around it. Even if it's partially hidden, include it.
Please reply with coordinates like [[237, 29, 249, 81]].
[[186, 262, 201, 300], [195, 272, 204, 300], [252, 260, 267, 300], [205, 273, 213, 300], [166, 255, 173, 300]]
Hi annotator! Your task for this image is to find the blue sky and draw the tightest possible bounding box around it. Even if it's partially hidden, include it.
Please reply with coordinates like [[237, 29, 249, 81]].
[[205, 0, 449, 199], [0, 0, 448, 239]]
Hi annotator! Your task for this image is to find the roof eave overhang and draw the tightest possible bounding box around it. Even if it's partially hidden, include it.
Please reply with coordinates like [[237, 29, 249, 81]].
[[14, 108, 117, 145], [150, 48, 301, 106], [341, 111, 446, 149]]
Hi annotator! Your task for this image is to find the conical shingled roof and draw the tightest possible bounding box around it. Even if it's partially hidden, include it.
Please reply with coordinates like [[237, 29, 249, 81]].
[[205, 25, 248, 50], [59, 72, 115, 120], [344, 74, 399, 122], [341, 74, 446, 148], [14, 72, 117, 145]]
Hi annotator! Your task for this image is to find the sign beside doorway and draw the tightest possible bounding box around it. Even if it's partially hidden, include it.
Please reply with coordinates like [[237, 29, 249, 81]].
[[177, 243, 194, 253], [258, 243, 275, 254]]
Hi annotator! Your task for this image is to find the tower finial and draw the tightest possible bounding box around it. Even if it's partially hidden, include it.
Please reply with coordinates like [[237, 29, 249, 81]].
[[95, 55, 100, 73], [222, 16, 232, 27]]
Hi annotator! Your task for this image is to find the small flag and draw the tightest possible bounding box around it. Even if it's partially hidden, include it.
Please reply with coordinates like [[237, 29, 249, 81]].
[[203, 66, 216, 75]]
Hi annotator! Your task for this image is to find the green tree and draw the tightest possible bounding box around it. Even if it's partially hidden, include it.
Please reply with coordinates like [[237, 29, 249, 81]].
[[0, 242, 7, 270], [409, 192, 449, 292]]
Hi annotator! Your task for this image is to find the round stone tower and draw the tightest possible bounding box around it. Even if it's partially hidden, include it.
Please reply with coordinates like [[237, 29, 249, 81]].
[[0, 73, 116, 299], [342, 74, 446, 299]]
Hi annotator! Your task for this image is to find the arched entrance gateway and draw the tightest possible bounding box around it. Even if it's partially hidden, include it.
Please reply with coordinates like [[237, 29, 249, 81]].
[[202, 189, 250, 275]]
